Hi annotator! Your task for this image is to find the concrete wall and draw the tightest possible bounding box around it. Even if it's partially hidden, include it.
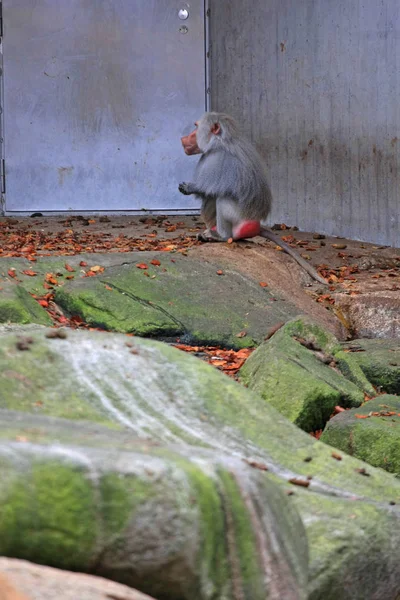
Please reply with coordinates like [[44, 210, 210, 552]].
[[210, 0, 400, 246]]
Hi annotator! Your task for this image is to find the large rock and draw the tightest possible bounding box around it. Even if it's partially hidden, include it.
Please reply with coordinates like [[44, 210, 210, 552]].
[[321, 395, 400, 475], [52, 252, 301, 348], [0, 252, 301, 348], [1, 329, 400, 599], [239, 318, 364, 431]]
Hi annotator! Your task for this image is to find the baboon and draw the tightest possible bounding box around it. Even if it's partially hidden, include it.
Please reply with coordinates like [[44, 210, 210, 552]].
[[179, 112, 327, 286]]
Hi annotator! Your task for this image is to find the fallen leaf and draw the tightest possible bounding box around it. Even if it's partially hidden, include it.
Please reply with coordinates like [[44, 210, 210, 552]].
[[355, 467, 370, 477], [7, 269, 17, 278], [331, 452, 342, 461], [243, 458, 269, 471], [136, 263, 148, 269], [65, 264, 75, 272], [216, 270, 224, 275], [89, 265, 104, 273], [22, 269, 37, 276], [45, 273, 58, 285], [236, 330, 247, 338], [150, 259, 161, 266], [289, 478, 310, 488]]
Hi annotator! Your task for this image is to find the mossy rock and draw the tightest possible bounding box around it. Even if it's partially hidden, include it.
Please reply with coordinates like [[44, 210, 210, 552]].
[[321, 395, 400, 475], [335, 339, 400, 395], [0, 281, 52, 326], [52, 252, 300, 348], [2, 328, 400, 599], [240, 317, 364, 432]]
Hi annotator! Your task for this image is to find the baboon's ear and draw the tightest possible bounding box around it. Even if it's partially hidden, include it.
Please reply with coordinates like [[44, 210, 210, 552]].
[[211, 123, 221, 135]]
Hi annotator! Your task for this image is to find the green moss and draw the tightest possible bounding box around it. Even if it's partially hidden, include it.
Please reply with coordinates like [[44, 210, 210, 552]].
[[291, 490, 396, 600], [321, 396, 400, 475], [99, 473, 155, 538], [179, 462, 229, 597], [0, 336, 117, 425], [56, 286, 180, 335], [240, 318, 363, 432], [337, 339, 400, 395], [218, 470, 264, 599], [53, 254, 298, 347], [282, 317, 342, 355], [334, 350, 376, 395], [0, 286, 52, 326], [0, 462, 97, 569]]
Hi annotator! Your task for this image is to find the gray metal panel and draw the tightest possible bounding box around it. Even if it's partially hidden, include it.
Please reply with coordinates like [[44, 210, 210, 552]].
[[210, 0, 400, 246], [3, 0, 206, 212]]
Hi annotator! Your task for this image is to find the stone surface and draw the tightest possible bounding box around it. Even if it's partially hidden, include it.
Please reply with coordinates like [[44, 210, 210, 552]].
[[52, 252, 300, 348], [336, 338, 400, 395], [0, 280, 51, 326], [0, 570, 29, 600], [0, 249, 338, 346], [321, 395, 400, 475], [334, 290, 400, 339], [0, 558, 155, 600], [240, 318, 364, 432], [1, 328, 400, 599]]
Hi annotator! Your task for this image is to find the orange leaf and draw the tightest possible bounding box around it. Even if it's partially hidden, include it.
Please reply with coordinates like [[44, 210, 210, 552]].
[[7, 269, 17, 278], [89, 265, 104, 273], [259, 281, 268, 287], [65, 264, 75, 272], [236, 330, 247, 338], [331, 451, 342, 461], [136, 263, 148, 270], [45, 273, 58, 285], [79, 261, 88, 267], [150, 259, 161, 266], [22, 269, 37, 276], [355, 414, 369, 419], [216, 270, 224, 275], [289, 478, 310, 488]]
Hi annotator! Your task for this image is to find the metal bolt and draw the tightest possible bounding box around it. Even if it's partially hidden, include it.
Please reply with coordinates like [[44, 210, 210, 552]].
[[178, 8, 189, 20], [179, 25, 189, 34]]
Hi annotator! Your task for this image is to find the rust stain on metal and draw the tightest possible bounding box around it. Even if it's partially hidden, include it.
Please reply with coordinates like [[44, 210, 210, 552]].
[[58, 166, 74, 186]]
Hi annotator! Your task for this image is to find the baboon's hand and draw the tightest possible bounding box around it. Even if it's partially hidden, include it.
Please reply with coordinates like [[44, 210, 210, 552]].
[[178, 182, 191, 195]]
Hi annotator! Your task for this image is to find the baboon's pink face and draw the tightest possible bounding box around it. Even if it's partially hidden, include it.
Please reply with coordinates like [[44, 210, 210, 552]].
[[181, 122, 202, 155]]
